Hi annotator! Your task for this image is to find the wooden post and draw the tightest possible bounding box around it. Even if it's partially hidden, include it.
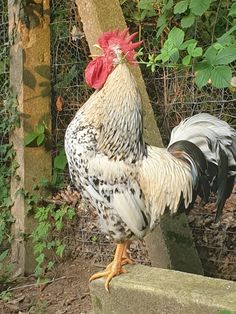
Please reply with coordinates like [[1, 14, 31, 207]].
[[8, 0, 51, 275], [76, 0, 203, 274]]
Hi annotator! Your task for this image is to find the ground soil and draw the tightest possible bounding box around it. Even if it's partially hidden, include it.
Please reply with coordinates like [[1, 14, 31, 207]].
[[0, 187, 235, 314], [0, 256, 98, 314]]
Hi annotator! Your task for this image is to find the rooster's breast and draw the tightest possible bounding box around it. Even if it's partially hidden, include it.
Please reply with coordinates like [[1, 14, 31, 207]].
[[65, 117, 149, 242]]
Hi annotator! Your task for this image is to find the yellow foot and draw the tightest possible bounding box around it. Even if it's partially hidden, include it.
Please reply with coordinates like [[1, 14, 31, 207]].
[[121, 256, 134, 266], [89, 242, 132, 291], [89, 265, 127, 291]]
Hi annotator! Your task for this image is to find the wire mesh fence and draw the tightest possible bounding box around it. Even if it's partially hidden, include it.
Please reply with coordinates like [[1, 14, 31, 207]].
[[50, 0, 236, 281], [0, 0, 9, 176], [0, 0, 235, 281]]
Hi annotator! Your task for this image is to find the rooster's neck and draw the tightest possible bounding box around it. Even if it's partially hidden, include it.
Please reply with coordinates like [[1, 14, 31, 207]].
[[83, 63, 146, 162]]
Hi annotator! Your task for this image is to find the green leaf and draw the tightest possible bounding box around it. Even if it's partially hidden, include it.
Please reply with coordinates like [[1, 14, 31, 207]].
[[25, 132, 38, 146], [181, 14, 195, 28], [165, 0, 174, 10], [47, 261, 55, 271], [182, 55, 191, 65], [187, 42, 197, 55], [211, 65, 232, 88], [191, 47, 203, 57], [214, 48, 236, 65], [156, 14, 167, 27], [228, 3, 236, 16], [174, 0, 189, 14], [0, 249, 9, 262], [204, 46, 218, 65], [163, 39, 174, 51], [36, 133, 45, 146], [137, 0, 153, 10], [54, 150, 68, 170], [217, 25, 236, 46], [170, 49, 179, 63], [195, 63, 213, 88], [189, 0, 211, 16], [180, 39, 197, 50], [56, 244, 65, 258], [168, 27, 185, 48], [35, 253, 45, 265], [213, 43, 224, 50], [36, 124, 45, 134]]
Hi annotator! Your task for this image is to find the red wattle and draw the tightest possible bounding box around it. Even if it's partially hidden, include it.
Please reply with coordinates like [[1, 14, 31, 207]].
[[85, 56, 113, 90]]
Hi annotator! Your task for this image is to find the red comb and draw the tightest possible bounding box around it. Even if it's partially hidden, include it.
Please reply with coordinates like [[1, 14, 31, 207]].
[[98, 28, 142, 63]]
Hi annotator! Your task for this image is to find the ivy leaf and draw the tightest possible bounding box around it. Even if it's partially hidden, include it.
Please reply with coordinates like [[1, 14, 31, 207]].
[[56, 244, 65, 258], [181, 14, 195, 28], [36, 124, 45, 134], [228, 3, 236, 16], [54, 150, 68, 170], [189, 0, 211, 16], [214, 48, 236, 65], [25, 132, 38, 146], [211, 65, 232, 88], [182, 55, 191, 65], [168, 27, 185, 48], [36, 133, 45, 146], [47, 261, 55, 271], [35, 253, 45, 265], [195, 62, 213, 88]]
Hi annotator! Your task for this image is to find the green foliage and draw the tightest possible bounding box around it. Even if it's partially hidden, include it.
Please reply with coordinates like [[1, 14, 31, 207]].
[[48, 149, 68, 188], [54, 65, 78, 94], [0, 290, 12, 302], [0, 94, 20, 278], [124, 0, 236, 89], [31, 204, 75, 277], [25, 123, 48, 147]]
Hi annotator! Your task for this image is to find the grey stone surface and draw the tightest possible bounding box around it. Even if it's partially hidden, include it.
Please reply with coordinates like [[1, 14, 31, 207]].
[[90, 264, 236, 314]]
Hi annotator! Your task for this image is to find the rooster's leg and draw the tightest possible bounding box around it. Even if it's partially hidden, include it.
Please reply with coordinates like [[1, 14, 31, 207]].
[[89, 242, 128, 291], [106, 241, 134, 269], [122, 240, 134, 265]]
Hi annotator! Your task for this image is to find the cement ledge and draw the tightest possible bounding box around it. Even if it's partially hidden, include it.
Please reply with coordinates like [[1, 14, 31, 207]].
[[90, 265, 236, 314]]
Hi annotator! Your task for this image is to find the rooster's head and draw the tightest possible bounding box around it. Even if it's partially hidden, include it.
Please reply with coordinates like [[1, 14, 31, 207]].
[[85, 28, 142, 90]]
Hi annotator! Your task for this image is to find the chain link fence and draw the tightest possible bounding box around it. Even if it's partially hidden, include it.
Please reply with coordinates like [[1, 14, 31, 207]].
[[0, 0, 10, 196], [0, 0, 235, 281], [50, 0, 236, 281]]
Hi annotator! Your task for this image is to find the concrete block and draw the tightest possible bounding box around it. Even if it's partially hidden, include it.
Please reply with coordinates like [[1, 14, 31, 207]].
[[90, 265, 236, 314]]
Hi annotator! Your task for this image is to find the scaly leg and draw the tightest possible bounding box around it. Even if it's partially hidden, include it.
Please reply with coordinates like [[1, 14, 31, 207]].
[[89, 242, 128, 291], [122, 240, 134, 265], [105, 241, 134, 270]]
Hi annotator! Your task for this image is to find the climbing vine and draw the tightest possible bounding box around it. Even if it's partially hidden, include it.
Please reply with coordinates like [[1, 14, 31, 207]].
[[122, 0, 236, 89]]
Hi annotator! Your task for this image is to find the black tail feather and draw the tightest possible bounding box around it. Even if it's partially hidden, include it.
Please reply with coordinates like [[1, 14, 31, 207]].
[[169, 139, 235, 220], [214, 146, 229, 221]]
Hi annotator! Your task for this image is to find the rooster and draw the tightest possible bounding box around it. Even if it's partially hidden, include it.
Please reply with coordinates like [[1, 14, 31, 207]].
[[65, 29, 236, 290]]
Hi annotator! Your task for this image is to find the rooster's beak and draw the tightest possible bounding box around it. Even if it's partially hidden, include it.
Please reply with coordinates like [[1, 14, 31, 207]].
[[93, 44, 102, 50], [89, 44, 102, 59]]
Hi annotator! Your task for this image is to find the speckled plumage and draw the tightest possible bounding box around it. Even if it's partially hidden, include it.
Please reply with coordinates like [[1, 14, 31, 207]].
[[65, 63, 236, 243]]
